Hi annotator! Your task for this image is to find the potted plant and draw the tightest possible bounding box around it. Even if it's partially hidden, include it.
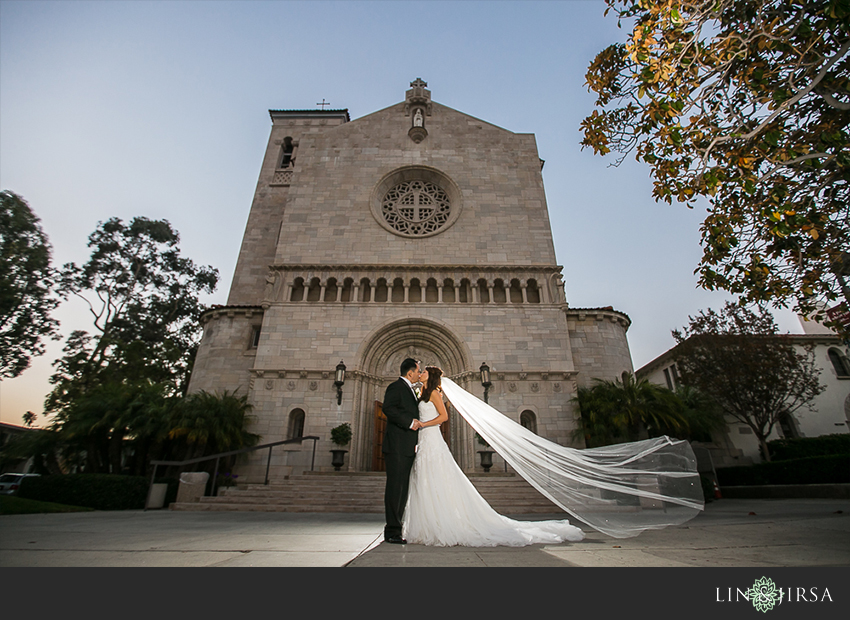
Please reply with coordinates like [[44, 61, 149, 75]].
[[330, 423, 352, 471]]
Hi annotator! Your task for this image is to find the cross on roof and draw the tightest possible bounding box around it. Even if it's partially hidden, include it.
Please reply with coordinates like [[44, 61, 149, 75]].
[[316, 98, 330, 110]]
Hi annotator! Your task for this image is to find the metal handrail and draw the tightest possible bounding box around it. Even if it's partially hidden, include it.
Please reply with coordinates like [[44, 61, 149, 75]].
[[144, 435, 319, 510]]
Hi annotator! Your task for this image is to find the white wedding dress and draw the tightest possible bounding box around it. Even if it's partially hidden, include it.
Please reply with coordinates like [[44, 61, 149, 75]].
[[402, 399, 585, 547]]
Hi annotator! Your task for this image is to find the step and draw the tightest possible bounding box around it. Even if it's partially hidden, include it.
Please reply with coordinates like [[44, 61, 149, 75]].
[[169, 471, 566, 514]]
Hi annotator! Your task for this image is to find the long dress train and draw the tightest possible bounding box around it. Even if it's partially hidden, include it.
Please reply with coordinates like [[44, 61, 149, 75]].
[[402, 400, 585, 547]]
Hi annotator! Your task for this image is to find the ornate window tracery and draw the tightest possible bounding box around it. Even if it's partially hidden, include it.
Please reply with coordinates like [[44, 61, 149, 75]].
[[381, 180, 451, 236]]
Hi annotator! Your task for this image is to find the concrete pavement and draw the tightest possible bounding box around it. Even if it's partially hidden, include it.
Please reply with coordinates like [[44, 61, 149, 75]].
[[1, 498, 849, 567]]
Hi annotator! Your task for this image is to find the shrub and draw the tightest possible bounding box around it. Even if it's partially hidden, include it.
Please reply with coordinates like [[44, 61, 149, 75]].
[[18, 474, 149, 510], [717, 454, 850, 486], [330, 423, 352, 447], [767, 434, 850, 461]]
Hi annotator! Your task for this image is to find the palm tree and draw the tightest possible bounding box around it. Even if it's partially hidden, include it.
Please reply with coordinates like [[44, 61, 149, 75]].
[[572, 373, 688, 447], [165, 390, 259, 462]]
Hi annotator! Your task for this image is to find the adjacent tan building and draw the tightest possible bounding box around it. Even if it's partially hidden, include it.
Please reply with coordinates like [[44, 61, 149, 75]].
[[187, 79, 634, 481]]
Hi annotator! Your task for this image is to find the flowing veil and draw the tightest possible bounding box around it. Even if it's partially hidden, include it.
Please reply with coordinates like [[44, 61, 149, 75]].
[[440, 377, 705, 539]]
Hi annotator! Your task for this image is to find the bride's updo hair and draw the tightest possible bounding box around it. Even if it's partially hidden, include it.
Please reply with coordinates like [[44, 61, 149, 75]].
[[419, 366, 443, 402]]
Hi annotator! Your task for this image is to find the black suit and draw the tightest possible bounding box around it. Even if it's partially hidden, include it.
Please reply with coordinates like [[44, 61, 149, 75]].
[[382, 377, 419, 540]]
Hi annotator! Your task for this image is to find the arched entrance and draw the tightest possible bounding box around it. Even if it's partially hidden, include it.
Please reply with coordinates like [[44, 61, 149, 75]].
[[350, 317, 474, 471]]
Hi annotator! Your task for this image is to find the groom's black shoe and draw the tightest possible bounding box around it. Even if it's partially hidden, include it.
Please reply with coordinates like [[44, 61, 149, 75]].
[[385, 536, 407, 544]]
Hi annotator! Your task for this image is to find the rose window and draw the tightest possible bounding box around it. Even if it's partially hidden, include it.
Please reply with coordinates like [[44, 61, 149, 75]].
[[381, 181, 452, 236]]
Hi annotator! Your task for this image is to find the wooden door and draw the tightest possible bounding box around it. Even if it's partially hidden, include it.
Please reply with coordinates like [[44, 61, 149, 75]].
[[372, 400, 386, 472]]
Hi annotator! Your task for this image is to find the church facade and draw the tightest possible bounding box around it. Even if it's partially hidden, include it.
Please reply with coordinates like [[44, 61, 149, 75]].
[[187, 79, 633, 481]]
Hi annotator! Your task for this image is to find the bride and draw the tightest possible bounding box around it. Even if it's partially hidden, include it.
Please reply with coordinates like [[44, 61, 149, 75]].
[[402, 366, 704, 546], [403, 366, 584, 546]]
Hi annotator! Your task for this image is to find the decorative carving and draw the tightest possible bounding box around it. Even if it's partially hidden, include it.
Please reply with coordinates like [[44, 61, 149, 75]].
[[404, 78, 432, 117], [309, 381, 318, 391], [270, 170, 293, 186], [553, 382, 562, 393], [508, 382, 517, 392], [263, 270, 277, 301], [287, 381, 296, 391], [531, 382, 540, 393], [382, 181, 449, 235], [265, 380, 274, 390]]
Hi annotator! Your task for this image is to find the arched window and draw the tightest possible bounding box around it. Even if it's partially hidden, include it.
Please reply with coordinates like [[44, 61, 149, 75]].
[[359, 278, 372, 302], [828, 348, 850, 378], [442, 279, 455, 303], [478, 279, 490, 303], [520, 410, 537, 434], [287, 409, 305, 440], [391, 278, 405, 302], [526, 279, 540, 304], [249, 326, 262, 349], [493, 279, 507, 304], [509, 279, 523, 303], [279, 136, 297, 169], [459, 278, 471, 303], [409, 279, 422, 303], [290, 277, 305, 302], [306, 278, 321, 302], [375, 278, 389, 302], [425, 278, 439, 303], [340, 278, 354, 302], [324, 278, 338, 302]]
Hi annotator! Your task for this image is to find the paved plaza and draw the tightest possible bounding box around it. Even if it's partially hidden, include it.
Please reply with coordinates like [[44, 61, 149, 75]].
[[1, 498, 849, 568]]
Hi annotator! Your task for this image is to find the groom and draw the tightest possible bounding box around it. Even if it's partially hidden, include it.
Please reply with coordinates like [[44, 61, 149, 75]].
[[382, 357, 423, 544]]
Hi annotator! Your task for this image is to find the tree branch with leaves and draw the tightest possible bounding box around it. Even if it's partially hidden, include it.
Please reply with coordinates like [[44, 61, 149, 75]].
[[582, 0, 850, 334]]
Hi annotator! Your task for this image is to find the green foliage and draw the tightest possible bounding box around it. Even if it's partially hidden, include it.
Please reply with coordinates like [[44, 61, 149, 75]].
[[330, 422, 352, 447], [166, 389, 259, 459], [766, 433, 850, 461], [673, 301, 825, 460], [582, 0, 850, 334], [0, 428, 66, 475], [717, 454, 850, 486], [0, 190, 63, 378], [572, 372, 694, 447], [18, 474, 150, 510], [48, 216, 219, 414]]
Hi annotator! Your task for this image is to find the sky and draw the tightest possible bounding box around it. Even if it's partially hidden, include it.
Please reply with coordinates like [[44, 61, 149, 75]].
[[0, 0, 806, 427]]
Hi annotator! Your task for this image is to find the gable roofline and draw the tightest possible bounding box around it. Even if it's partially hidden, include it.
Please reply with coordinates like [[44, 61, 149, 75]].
[[269, 109, 350, 122]]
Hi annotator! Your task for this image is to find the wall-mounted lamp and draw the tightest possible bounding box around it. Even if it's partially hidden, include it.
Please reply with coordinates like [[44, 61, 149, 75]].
[[334, 360, 346, 405], [479, 362, 492, 404]]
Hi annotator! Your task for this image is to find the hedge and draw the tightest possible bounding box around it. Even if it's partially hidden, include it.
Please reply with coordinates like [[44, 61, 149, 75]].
[[18, 474, 150, 510], [717, 454, 850, 487], [767, 434, 850, 461]]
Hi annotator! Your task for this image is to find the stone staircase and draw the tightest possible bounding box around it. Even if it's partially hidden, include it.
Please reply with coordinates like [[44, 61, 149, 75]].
[[169, 471, 569, 515]]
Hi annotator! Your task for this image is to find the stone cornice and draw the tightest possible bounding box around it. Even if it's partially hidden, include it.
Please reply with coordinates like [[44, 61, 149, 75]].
[[270, 264, 564, 274], [200, 305, 264, 323], [566, 307, 632, 329]]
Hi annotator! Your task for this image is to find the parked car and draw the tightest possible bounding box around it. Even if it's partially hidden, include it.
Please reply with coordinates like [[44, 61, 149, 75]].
[[0, 473, 40, 495]]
